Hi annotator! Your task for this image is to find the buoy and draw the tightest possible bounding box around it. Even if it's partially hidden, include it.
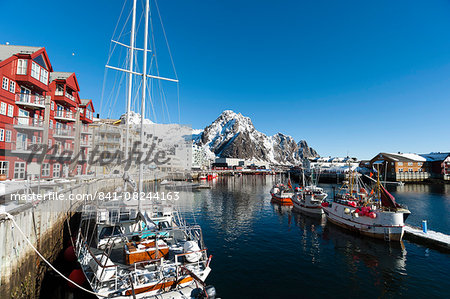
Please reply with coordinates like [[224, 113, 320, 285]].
[[321, 202, 329, 207], [369, 212, 377, 219], [344, 208, 351, 214], [64, 246, 76, 262], [68, 269, 86, 288]]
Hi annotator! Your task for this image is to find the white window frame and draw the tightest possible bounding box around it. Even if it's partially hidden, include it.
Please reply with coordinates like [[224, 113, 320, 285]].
[[5, 130, 11, 142], [77, 165, 82, 175], [408, 168, 413, 172], [398, 162, 403, 166], [7, 104, 14, 117], [0, 129, 4, 141], [31, 62, 40, 80], [398, 168, 403, 173], [2, 77, 8, 90], [0, 161, 9, 175], [408, 162, 413, 166], [39, 68, 48, 85], [41, 163, 50, 177], [0, 102, 6, 115], [17, 59, 27, 75], [53, 163, 60, 178], [9, 81, 15, 93], [14, 162, 26, 179]]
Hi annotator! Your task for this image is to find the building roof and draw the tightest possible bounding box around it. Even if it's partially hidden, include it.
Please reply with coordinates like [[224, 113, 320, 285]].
[[419, 152, 450, 162], [0, 45, 42, 62], [375, 152, 426, 162], [49, 72, 74, 82]]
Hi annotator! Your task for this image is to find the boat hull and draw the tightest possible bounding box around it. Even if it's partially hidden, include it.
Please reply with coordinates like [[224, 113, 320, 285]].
[[271, 193, 293, 206], [293, 202, 323, 214], [292, 193, 324, 214], [323, 202, 406, 241]]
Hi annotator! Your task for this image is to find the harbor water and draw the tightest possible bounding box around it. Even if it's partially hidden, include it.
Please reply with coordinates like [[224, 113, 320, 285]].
[[175, 176, 450, 298], [45, 175, 450, 298]]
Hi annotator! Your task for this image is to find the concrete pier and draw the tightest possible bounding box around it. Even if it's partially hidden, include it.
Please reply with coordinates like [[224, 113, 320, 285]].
[[0, 176, 125, 298], [404, 225, 450, 252]]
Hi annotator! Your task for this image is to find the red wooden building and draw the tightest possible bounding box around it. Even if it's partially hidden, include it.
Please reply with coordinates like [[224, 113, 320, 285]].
[[0, 45, 94, 180]]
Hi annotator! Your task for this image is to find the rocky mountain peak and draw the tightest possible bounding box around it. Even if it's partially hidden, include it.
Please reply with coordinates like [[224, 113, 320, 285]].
[[195, 110, 319, 165]]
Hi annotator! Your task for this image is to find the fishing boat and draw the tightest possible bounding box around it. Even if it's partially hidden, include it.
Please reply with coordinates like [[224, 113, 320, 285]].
[[292, 188, 324, 214], [74, 1, 216, 298], [270, 173, 294, 206], [270, 183, 294, 205], [322, 170, 410, 241], [292, 169, 327, 214]]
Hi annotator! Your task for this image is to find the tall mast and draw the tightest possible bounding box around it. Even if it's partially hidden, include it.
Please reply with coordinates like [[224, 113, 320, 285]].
[[124, 0, 137, 192], [138, 0, 150, 200]]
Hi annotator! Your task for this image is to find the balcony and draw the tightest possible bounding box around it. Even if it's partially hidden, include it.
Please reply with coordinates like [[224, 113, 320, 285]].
[[13, 117, 44, 131], [81, 126, 93, 135], [15, 93, 45, 110], [80, 140, 92, 148], [54, 89, 77, 106], [66, 92, 75, 102], [99, 137, 121, 144], [54, 110, 76, 122], [53, 128, 75, 139], [10, 141, 42, 154]]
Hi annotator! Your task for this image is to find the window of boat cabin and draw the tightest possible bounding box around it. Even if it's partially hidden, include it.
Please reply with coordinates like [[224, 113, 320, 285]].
[[99, 226, 123, 239]]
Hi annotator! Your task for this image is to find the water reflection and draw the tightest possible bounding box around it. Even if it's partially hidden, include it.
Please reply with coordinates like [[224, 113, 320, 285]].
[[162, 177, 448, 298]]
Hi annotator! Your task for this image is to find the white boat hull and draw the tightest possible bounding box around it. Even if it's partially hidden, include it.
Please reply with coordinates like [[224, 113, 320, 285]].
[[323, 202, 407, 241]]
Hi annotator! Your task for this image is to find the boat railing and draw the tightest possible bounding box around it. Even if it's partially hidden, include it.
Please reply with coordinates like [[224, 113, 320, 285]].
[[75, 232, 120, 291], [174, 248, 208, 280]]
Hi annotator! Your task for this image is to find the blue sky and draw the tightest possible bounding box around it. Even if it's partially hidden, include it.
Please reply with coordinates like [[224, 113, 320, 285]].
[[1, 0, 450, 159]]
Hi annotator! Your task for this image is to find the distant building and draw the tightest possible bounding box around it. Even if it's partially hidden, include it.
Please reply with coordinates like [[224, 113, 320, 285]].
[[308, 156, 359, 173], [192, 144, 209, 170], [369, 153, 429, 182], [419, 152, 450, 181]]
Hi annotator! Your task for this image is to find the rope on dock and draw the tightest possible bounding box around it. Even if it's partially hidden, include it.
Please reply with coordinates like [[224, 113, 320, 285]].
[[1, 212, 110, 298]]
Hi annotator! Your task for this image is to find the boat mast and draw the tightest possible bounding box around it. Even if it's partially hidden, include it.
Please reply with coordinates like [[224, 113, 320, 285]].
[[124, 0, 137, 192], [138, 0, 150, 203]]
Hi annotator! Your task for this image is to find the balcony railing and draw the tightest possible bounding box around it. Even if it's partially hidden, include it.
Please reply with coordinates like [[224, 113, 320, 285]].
[[66, 92, 75, 102], [11, 141, 42, 153], [53, 128, 75, 138], [80, 140, 91, 147], [15, 93, 45, 109], [13, 117, 44, 129], [55, 110, 75, 121], [81, 125, 93, 134]]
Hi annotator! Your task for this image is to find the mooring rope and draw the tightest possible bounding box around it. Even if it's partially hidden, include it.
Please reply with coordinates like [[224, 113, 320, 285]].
[[2, 212, 110, 298]]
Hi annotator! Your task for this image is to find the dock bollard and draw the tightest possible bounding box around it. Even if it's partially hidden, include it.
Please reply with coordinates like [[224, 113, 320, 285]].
[[422, 220, 427, 234]]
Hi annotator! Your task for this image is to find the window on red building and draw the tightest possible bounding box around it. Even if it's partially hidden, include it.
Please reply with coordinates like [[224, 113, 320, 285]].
[[17, 59, 27, 75]]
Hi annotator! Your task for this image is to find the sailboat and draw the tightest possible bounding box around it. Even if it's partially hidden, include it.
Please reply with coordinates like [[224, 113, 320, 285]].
[[74, 1, 216, 298], [322, 167, 410, 241]]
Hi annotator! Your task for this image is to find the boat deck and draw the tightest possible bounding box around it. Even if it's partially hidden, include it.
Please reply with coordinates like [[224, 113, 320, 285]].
[[404, 225, 450, 252]]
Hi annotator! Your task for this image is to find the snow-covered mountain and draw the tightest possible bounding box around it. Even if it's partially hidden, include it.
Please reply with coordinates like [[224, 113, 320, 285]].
[[194, 110, 319, 165], [120, 111, 154, 125]]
